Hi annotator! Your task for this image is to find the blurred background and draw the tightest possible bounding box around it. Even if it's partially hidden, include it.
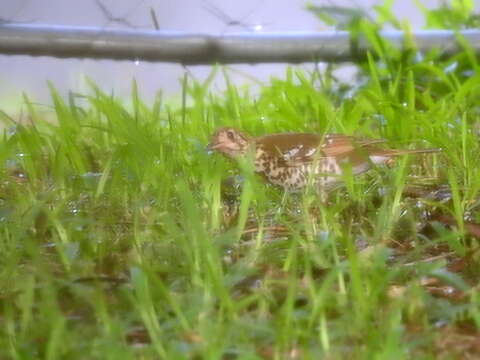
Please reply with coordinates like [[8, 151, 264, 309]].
[[0, 0, 456, 112]]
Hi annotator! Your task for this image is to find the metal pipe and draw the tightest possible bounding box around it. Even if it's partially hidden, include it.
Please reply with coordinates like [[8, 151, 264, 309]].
[[1, 23, 479, 64]]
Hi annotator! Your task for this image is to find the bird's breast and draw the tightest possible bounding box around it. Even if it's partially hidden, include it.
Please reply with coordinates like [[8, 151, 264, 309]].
[[254, 147, 349, 190]]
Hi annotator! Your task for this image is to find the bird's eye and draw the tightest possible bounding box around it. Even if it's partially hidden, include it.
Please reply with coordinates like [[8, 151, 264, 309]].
[[227, 130, 235, 141]]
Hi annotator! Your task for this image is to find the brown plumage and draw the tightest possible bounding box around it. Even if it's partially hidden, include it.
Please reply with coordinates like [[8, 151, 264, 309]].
[[207, 127, 440, 191]]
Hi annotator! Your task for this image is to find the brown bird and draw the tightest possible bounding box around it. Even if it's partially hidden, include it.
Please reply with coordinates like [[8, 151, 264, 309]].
[[207, 127, 440, 191]]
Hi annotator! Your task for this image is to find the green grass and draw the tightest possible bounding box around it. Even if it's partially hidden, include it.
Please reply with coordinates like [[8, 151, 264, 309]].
[[2, 13, 480, 360]]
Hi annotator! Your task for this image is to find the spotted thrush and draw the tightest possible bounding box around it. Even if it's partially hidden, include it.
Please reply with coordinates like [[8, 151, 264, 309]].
[[207, 127, 440, 191]]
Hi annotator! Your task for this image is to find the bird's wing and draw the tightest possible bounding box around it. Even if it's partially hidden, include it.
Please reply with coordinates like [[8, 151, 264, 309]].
[[322, 136, 386, 157], [256, 133, 322, 165], [256, 133, 387, 166]]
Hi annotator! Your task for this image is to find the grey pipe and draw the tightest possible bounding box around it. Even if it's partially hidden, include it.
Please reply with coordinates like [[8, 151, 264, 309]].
[[1, 23, 479, 64]]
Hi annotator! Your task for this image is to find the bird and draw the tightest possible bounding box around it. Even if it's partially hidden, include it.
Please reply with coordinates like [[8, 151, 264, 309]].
[[207, 127, 440, 191]]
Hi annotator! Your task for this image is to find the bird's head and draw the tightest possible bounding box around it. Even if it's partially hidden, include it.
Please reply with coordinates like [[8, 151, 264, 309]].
[[207, 127, 251, 158]]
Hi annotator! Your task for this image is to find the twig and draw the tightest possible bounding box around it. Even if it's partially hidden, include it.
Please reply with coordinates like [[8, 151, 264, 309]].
[[402, 252, 455, 266], [202, 0, 265, 32], [149, 7, 160, 30], [95, 0, 137, 28], [95, 0, 147, 29]]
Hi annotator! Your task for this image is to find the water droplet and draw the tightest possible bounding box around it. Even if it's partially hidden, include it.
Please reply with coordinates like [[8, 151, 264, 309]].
[[377, 187, 387, 196], [317, 231, 330, 242], [462, 70, 474, 77], [6, 159, 17, 168], [443, 286, 455, 295], [252, 24, 263, 32], [66, 242, 79, 261], [223, 248, 234, 264], [7, 126, 17, 136], [372, 113, 387, 125], [434, 320, 448, 328], [252, 279, 262, 289], [464, 211, 473, 222], [42, 242, 57, 248], [81, 172, 103, 179], [414, 51, 424, 63], [444, 61, 458, 73], [67, 201, 81, 215]]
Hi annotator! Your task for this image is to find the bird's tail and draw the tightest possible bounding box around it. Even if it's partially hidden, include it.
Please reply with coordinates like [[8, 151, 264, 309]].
[[378, 147, 442, 156], [367, 147, 441, 165]]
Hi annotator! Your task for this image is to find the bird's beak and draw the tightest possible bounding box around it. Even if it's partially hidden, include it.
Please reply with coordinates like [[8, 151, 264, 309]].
[[206, 141, 224, 154], [207, 142, 222, 150]]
